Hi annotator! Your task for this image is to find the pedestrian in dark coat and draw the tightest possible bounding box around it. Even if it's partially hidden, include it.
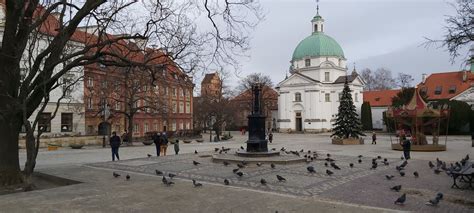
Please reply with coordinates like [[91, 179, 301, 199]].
[[372, 132, 377, 144], [153, 132, 161, 156], [268, 132, 273, 143], [160, 132, 169, 156], [402, 136, 411, 160], [174, 139, 180, 155], [109, 131, 121, 161]]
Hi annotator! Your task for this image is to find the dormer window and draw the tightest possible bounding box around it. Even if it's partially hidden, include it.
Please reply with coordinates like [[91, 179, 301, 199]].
[[448, 85, 456, 94], [325, 72, 330, 81], [295, 92, 302, 102], [434, 86, 442, 95], [305, 59, 311, 67]]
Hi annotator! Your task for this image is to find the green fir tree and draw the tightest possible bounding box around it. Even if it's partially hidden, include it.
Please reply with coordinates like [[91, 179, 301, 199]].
[[332, 78, 365, 138]]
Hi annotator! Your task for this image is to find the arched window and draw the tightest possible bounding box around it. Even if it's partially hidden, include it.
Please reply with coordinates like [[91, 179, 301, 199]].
[[295, 92, 302, 102], [314, 25, 318, 32]]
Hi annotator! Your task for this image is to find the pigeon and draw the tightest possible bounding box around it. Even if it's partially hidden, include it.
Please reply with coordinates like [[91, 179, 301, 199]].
[[383, 161, 390, 166], [358, 159, 362, 164], [224, 179, 230, 185], [240, 146, 244, 150], [400, 161, 408, 168], [126, 174, 130, 181], [232, 168, 240, 173], [330, 163, 341, 170], [429, 161, 435, 169], [276, 175, 286, 182], [236, 171, 244, 177], [260, 178, 267, 185], [194, 150, 198, 154], [162, 176, 174, 186], [257, 162, 263, 167], [426, 193, 443, 206], [384, 158, 388, 162], [223, 161, 230, 166], [358, 155, 363, 158], [399, 171, 406, 177], [193, 160, 200, 166], [280, 147, 286, 152], [219, 150, 223, 154], [241, 160, 248, 166], [394, 193, 406, 205], [377, 156, 382, 159], [349, 163, 354, 168], [271, 148, 277, 151], [155, 170, 163, 176], [413, 171, 419, 178], [168, 173, 176, 179], [307, 166, 316, 173], [237, 163, 245, 168], [215, 148, 220, 152], [326, 169, 334, 176], [434, 168, 441, 174], [324, 162, 328, 167], [390, 185, 402, 192], [271, 163, 276, 169], [113, 172, 121, 178], [327, 153, 331, 157], [371, 163, 378, 170], [192, 179, 203, 187], [147, 154, 152, 157], [400, 156, 404, 160], [385, 175, 395, 180]]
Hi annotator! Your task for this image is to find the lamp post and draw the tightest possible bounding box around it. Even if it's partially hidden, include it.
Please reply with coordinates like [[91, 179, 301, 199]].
[[208, 113, 216, 142]]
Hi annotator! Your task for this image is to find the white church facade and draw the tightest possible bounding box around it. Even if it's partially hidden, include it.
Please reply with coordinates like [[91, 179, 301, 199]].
[[276, 10, 365, 133]]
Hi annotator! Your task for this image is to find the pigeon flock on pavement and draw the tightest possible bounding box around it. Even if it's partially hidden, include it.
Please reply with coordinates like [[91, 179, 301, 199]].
[[111, 145, 470, 208]]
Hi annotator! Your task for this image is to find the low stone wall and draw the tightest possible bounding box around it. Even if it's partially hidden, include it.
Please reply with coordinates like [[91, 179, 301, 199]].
[[332, 138, 364, 145], [19, 136, 103, 149]]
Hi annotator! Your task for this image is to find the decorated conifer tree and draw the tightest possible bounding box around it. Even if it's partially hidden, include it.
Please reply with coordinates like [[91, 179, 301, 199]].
[[331, 77, 365, 139]]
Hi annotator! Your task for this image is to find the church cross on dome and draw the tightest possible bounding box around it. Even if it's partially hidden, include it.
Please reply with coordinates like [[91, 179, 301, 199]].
[[312, 0, 324, 33]]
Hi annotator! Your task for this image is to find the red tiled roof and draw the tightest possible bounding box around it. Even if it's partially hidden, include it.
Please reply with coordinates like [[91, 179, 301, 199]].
[[417, 71, 474, 100], [363, 89, 400, 107]]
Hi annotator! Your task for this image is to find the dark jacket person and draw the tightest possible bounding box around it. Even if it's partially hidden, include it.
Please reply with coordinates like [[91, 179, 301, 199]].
[[153, 132, 161, 156], [109, 131, 121, 161]]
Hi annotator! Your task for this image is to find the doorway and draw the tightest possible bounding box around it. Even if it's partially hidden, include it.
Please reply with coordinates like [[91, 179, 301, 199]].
[[295, 112, 302, 132]]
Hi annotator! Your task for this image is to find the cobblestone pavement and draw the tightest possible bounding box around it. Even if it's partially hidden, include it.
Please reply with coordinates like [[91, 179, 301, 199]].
[[87, 151, 474, 212]]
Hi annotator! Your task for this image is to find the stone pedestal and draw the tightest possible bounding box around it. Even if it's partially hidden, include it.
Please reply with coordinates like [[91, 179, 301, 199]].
[[246, 114, 268, 152]]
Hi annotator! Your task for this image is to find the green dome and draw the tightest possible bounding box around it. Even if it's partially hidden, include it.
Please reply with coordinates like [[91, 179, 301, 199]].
[[292, 32, 345, 61]]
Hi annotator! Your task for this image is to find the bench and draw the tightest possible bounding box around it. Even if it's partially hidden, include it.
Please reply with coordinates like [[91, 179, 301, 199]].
[[451, 162, 474, 189]]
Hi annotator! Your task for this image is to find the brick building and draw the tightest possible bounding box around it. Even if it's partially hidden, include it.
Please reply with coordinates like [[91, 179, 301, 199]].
[[200, 73, 222, 98], [231, 86, 278, 131], [363, 89, 400, 130]]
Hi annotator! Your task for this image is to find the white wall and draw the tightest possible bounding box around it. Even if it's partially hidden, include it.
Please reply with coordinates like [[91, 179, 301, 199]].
[[371, 107, 388, 130]]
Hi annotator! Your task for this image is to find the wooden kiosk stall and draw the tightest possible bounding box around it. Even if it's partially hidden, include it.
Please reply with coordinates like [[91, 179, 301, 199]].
[[386, 88, 450, 152]]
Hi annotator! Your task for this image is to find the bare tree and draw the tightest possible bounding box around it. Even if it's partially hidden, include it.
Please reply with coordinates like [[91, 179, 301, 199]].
[[360, 68, 376, 91], [0, 0, 262, 187], [373, 68, 396, 90], [396, 72, 414, 89], [425, 0, 473, 64], [236, 72, 274, 93]]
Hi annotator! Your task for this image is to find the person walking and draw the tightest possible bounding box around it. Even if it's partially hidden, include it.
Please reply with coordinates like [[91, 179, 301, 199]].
[[160, 132, 169, 156], [173, 139, 180, 155], [122, 130, 129, 146], [109, 131, 121, 161], [153, 132, 161, 156], [268, 132, 273, 143], [371, 132, 377, 145], [401, 136, 411, 160]]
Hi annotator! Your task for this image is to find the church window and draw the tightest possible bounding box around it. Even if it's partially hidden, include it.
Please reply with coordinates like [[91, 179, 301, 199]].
[[305, 59, 311, 67], [355, 93, 359, 102], [434, 86, 442, 95], [295, 93, 302, 102], [448, 85, 456, 94], [314, 25, 318, 32], [325, 93, 330, 102], [325, 72, 330, 81]]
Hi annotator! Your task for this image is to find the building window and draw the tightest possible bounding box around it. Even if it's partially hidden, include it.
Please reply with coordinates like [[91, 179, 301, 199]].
[[144, 123, 149, 133], [186, 90, 191, 101], [62, 74, 74, 98], [325, 72, 330, 82], [154, 123, 159, 131], [305, 59, 311, 67], [172, 120, 176, 131], [179, 122, 184, 130], [355, 93, 359, 102], [295, 92, 302, 102], [133, 123, 139, 133], [448, 85, 456, 94], [172, 101, 177, 113], [61, 113, 73, 132], [172, 88, 177, 97], [434, 86, 442, 95], [87, 77, 93, 87], [325, 93, 330, 102], [164, 87, 168, 95], [420, 87, 427, 96], [180, 88, 184, 97], [115, 102, 121, 110], [314, 25, 318, 32], [114, 82, 120, 91], [101, 81, 107, 89], [87, 97, 93, 109], [179, 102, 184, 113], [38, 113, 51, 132], [143, 85, 148, 92], [186, 102, 191, 114]]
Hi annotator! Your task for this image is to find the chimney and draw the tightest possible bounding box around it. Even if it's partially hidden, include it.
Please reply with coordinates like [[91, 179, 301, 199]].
[[421, 73, 427, 84]]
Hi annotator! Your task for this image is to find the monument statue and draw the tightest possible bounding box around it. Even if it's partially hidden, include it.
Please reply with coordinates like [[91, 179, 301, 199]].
[[246, 83, 268, 152]]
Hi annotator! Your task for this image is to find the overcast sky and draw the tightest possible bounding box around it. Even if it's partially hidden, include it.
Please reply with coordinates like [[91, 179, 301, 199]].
[[221, 0, 468, 89]]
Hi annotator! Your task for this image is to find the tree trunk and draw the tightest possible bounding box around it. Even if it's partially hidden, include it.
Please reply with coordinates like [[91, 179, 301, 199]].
[[0, 115, 23, 186], [127, 115, 134, 144], [23, 131, 37, 177]]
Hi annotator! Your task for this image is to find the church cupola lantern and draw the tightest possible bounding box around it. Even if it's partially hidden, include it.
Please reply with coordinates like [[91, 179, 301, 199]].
[[311, 4, 324, 33]]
